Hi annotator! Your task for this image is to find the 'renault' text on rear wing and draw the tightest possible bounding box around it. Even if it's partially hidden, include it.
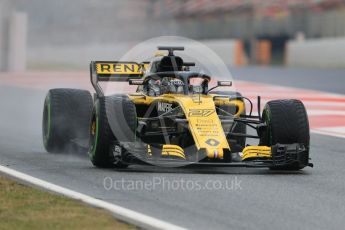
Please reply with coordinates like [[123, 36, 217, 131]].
[[90, 61, 149, 96]]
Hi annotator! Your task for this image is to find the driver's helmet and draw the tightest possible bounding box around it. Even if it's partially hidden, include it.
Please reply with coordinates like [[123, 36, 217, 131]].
[[161, 78, 185, 94], [147, 79, 161, 96]]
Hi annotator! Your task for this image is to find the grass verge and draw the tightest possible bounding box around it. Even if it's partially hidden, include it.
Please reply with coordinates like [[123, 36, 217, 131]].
[[0, 175, 136, 230]]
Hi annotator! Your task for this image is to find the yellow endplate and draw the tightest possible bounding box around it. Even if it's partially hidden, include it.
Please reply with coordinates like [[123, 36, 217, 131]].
[[161, 145, 186, 159], [241, 146, 272, 161]]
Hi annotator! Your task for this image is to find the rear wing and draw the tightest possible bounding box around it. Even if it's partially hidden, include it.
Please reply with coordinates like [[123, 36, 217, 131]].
[[90, 61, 149, 96]]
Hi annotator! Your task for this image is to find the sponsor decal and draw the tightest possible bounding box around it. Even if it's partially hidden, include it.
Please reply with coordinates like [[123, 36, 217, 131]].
[[188, 109, 215, 117], [157, 102, 173, 113], [96, 63, 148, 75], [168, 79, 185, 86], [205, 139, 220, 147], [113, 145, 122, 157], [129, 79, 144, 85]]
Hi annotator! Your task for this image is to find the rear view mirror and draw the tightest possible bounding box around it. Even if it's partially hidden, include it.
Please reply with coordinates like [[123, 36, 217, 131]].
[[129, 79, 144, 85], [217, 81, 232, 87], [207, 81, 233, 94]]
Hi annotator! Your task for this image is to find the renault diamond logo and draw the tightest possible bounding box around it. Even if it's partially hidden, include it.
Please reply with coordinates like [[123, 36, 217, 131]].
[[205, 139, 220, 146]]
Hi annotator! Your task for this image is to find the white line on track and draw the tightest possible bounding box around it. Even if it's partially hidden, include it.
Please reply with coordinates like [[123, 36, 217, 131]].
[[0, 165, 187, 230], [306, 110, 345, 116], [311, 129, 345, 139]]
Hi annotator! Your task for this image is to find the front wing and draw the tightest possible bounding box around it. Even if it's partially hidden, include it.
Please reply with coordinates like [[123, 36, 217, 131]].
[[120, 142, 312, 168]]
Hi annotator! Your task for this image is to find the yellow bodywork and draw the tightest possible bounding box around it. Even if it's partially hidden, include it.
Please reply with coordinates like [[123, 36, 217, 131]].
[[161, 145, 186, 159], [129, 93, 246, 159], [241, 146, 272, 161]]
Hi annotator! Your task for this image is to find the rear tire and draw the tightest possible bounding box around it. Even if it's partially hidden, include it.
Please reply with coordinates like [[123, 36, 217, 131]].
[[42, 88, 93, 153], [89, 95, 137, 168], [260, 99, 310, 170]]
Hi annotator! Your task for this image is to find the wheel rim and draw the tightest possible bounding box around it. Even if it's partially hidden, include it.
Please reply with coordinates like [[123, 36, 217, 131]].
[[89, 112, 99, 157]]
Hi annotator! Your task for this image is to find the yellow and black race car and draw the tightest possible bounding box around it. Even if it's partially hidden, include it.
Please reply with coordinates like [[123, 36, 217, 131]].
[[42, 46, 313, 170]]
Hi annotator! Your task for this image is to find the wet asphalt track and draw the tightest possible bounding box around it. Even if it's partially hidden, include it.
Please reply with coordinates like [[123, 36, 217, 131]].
[[1, 68, 345, 230], [232, 67, 345, 94]]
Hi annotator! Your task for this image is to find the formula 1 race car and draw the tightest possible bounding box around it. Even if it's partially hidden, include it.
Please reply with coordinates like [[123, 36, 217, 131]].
[[42, 46, 313, 170]]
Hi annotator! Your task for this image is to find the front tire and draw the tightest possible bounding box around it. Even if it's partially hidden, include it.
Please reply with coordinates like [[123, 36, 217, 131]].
[[42, 88, 92, 153], [260, 99, 310, 170], [89, 95, 137, 168]]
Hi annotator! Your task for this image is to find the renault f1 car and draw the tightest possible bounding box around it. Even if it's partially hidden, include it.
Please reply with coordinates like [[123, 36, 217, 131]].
[[42, 46, 313, 170]]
